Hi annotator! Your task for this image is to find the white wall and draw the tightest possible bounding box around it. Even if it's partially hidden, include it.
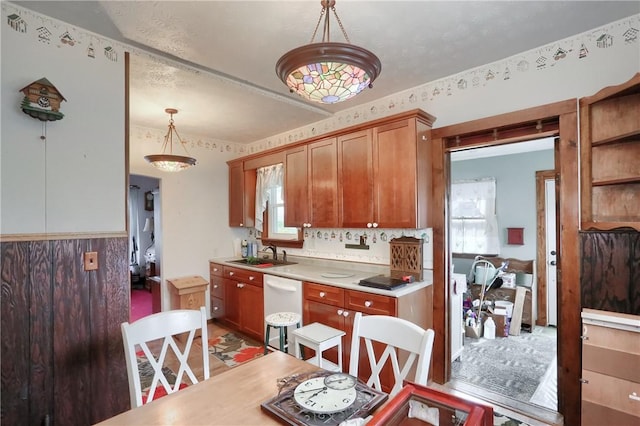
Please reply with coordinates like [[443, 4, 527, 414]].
[[129, 126, 245, 312], [247, 15, 640, 149], [1, 3, 125, 235]]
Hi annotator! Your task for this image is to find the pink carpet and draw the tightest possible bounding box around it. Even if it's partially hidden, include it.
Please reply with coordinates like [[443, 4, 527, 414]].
[[131, 289, 153, 322]]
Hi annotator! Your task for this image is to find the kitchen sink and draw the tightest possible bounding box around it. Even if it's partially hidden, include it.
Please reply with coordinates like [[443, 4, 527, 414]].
[[227, 258, 297, 267]]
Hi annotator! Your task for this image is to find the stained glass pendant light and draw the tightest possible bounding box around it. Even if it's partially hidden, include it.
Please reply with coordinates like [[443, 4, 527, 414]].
[[276, 0, 381, 104], [144, 108, 196, 172]]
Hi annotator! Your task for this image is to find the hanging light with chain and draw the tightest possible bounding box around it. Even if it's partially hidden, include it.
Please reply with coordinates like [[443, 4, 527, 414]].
[[276, 0, 382, 104]]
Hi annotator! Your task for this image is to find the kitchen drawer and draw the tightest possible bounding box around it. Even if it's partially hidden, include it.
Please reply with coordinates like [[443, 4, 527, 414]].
[[304, 282, 344, 307], [581, 369, 640, 419], [223, 265, 263, 286], [583, 326, 640, 383], [211, 297, 224, 318], [211, 276, 225, 299], [210, 262, 224, 277], [346, 290, 397, 316]]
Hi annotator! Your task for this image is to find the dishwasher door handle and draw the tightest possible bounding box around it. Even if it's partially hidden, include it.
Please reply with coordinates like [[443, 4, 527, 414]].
[[266, 281, 298, 293]]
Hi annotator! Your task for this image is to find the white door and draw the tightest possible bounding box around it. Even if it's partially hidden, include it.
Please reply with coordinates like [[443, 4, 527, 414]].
[[545, 179, 557, 326]]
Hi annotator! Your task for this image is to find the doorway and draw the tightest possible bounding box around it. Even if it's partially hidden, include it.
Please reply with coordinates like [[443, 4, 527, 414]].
[[129, 174, 161, 321], [429, 100, 582, 424], [448, 138, 558, 414]]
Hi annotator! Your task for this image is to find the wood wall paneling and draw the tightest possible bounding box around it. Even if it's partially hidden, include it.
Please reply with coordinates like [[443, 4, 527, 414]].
[[580, 231, 640, 315], [0, 237, 129, 425]]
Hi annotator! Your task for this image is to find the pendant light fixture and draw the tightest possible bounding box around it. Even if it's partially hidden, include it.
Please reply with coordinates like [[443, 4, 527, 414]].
[[144, 108, 196, 172], [276, 0, 381, 105]]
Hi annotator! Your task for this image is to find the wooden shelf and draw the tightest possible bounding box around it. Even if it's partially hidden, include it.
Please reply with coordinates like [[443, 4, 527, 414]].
[[580, 73, 640, 231]]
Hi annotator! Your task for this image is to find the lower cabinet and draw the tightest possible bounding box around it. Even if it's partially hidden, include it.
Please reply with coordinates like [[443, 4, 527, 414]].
[[581, 309, 640, 425], [303, 281, 432, 394], [210, 263, 264, 342]]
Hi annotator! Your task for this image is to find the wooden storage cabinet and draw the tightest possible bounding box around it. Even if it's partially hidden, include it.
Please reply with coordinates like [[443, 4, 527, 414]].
[[210, 263, 225, 319], [228, 160, 257, 227], [221, 265, 264, 341], [235, 109, 436, 231], [337, 113, 436, 229], [581, 309, 640, 426], [580, 73, 640, 231], [284, 138, 338, 228], [303, 281, 431, 393]]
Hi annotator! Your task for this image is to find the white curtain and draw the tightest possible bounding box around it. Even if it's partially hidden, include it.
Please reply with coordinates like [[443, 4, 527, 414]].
[[450, 178, 500, 254], [255, 163, 284, 232], [128, 186, 141, 265]]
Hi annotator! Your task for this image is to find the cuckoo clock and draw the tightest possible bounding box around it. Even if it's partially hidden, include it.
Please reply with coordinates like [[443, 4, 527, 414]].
[[19, 78, 66, 122]]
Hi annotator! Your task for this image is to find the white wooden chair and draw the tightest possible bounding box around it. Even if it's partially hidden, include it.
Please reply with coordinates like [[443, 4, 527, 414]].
[[121, 306, 210, 408], [348, 312, 435, 396]]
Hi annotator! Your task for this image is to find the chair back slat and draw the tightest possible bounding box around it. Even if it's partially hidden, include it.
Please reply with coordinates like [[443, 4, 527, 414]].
[[121, 306, 210, 408], [349, 312, 435, 397]]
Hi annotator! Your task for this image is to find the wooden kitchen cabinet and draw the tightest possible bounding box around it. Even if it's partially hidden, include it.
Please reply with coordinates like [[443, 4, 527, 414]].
[[337, 129, 375, 228], [303, 281, 432, 393], [232, 109, 436, 231], [228, 160, 257, 227], [337, 112, 435, 228], [581, 309, 640, 425], [284, 145, 309, 228], [580, 73, 640, 231], [210, 262, 225, 319], [220, 265, 264, 341], [284, 137, 338, 228], [374, 116, 433, 228]]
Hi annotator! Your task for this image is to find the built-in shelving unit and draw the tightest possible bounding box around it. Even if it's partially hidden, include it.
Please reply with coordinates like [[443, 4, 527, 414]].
[[580, 73, 640, 231]]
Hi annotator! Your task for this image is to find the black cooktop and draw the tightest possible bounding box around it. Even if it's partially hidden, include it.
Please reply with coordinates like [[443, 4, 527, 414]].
[[359, 275, 406, 290]]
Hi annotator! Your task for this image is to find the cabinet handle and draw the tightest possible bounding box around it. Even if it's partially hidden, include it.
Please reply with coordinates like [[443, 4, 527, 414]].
[[337, 309, 343, 316], [214, 306, 219, 311], [579, 378, 589, 384], [213, 284, 218, 289], [229, 271, 234, 276], [213, 268, 218, 272], [239, 223, 244, 227], [373, 223, 379, 228], [364, 301, 373, 308], [630, 392, 640, 402], [343, 311, 350, 317], [237, 283, 245, 288], [319, 292, 326, 298], [367, 223, 373, 228], [249, 276, 255, 281]]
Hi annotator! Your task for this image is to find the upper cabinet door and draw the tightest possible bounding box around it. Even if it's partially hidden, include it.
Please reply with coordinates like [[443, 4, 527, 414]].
[[308, 138, 339, 228], [338, 129, 374, 228], [228, 161, 256, 228], [284, 145, 309, 228], [580, 73, 640, 231], [373, 119, 419, 228], [228, 161, 245, 227]]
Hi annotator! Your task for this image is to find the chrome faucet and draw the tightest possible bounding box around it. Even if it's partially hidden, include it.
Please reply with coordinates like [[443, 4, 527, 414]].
[[265, 245, 277, 261]]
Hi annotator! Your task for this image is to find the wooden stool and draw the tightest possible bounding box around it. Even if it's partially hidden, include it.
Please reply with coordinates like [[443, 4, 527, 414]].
[[292, 322, 345, 372], [264, 312, 301, 355]]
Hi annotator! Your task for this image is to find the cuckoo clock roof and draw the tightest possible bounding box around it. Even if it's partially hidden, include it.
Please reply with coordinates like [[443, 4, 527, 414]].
[[20, 78, 66, 101]]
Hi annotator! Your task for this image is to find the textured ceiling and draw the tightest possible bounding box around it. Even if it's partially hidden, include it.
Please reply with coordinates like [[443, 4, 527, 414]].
[[14, 1, 640, 144]]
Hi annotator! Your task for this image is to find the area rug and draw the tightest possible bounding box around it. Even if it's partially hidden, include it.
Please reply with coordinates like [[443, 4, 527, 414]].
[[136, 352, 188, 404], [451, 331, 556, 403], [208, 332, 264, 367]]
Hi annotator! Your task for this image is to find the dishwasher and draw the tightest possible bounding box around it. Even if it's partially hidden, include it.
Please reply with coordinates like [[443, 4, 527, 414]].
[[263, 274, 303, 354]]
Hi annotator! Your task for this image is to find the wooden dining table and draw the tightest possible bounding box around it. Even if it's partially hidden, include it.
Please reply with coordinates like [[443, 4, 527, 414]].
[[96, 351, 318, 425]]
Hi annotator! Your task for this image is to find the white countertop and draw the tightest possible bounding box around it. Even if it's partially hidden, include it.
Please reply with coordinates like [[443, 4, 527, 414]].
[[210, 255, 432, 298]]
